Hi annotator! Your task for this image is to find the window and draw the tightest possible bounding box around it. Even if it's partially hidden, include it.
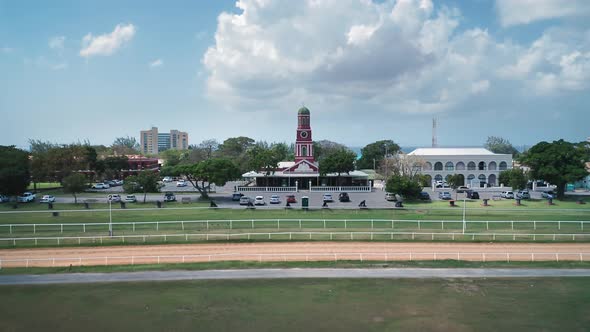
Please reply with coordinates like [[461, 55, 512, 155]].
[[302, 145, 307, 157], [434, 174, 443, 182], [467, 162, 476, 170], [456, 162, 465, 170], [499, 161, 508, 170], [478, 174, 486, 182], [424, 162, 432, 170], [478, 162, 486, 171], [488, 161, 497, 170], [445, 162, 454, 171], [412, 163, 422, 172], [434, 162, 443, 171]]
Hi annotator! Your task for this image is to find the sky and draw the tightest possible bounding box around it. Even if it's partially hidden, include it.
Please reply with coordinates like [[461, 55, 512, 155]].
[[1, 0, 589, 151]]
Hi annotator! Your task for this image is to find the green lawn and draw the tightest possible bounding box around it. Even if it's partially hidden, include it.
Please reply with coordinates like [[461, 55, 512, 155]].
[[1, 278, 589, 331], [27, 182, 62, 190]]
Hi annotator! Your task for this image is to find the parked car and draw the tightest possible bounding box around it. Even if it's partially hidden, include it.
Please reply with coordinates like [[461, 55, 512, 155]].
[[501, 191, 514, 199], [0, 195, 9, 203], [542, 190, 555, 198], [269, 195, 281, 204], [466, 190, 480, 199], [338, 192, 350, 202], [113, 179, 124, 186], [164, 192, 176, 202], [39, 195, 55, 203], [438, 191, 452, 200], [107, 194, 121, 203], [239, 196, 253, 205], [385, 192, 397, 201], [254, 196, 265, 206], [286, 195, 297, 204], [323, 193, 333, 202], [125, 195, 137, 203], [162, 176, 173, 183], [176, 180, 188, 187], [18, 192, 36, 203], [418, 192, 430, 201], [516, 190, 530, 199], [104, 180, 116, 186], [456, 186, 469, 193], [92, 183, 110, 189], [232, 193, 244, 201]]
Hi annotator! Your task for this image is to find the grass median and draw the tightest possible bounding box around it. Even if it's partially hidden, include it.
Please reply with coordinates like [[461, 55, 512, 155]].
[[1, 277, 589, 331]]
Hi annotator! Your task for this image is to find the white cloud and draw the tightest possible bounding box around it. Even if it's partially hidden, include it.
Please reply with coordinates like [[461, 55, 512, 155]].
[[80, 23, 136, 58], [49, 36, 65, 50], [496, 0, 590, 27], [203, 0, 590, 116], [149, 59, 163, 68]]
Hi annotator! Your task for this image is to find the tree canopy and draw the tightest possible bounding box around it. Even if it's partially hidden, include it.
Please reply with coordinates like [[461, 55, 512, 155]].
[[319, 148, 356, 184], [0, 146, 31, 197], [498, 168, 527, 191], [385, 174, 422, 200], [173, 158, 240, 199], [357, 140, 400, 170], [484, 136, 519, 156], [520, 139, 588, 198], [123, 171, 161, 203], [62, 173, 88, 204], [112, 136, 140, 155]]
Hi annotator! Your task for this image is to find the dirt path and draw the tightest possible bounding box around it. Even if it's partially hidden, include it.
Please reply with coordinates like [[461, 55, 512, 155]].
[[1, 242, 590, 267]]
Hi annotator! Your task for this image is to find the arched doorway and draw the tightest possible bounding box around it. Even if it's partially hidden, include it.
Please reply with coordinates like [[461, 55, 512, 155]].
[[478, 174, 487, 187], [488, 174, 497, 186]]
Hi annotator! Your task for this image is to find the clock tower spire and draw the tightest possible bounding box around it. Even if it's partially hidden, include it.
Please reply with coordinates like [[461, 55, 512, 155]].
[[295, 106, 315, 163]]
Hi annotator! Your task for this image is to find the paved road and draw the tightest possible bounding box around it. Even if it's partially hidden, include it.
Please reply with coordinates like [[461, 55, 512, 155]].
[[2, 268, 590, 285]]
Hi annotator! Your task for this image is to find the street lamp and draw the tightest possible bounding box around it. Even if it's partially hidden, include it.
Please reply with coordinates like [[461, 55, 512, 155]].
[[107, 194, 113, 237], [462, 196, 467, 234]]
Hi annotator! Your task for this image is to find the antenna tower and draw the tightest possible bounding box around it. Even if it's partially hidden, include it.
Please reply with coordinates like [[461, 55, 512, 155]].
[[432, 117, 438, 147]]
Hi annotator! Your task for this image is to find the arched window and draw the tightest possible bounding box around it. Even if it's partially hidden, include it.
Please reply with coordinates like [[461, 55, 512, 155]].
[[499, 161, 508, 170], [478, 174, 486, 182], [478, 162, 486, 170], [488, 174, 497, 186], [424, 162, 432, 170], [301, 145, 307, 157], [434, 162, 443, 171], [445, 174, 452, 182], [456, 162, 465, 170], [412, 163, 422, 172], [467, 174, 475, 181], [488, 161, 497, 170], [434, 174, 443, 182], [467, 162, 476, 170], [445, 162, 454, 171]]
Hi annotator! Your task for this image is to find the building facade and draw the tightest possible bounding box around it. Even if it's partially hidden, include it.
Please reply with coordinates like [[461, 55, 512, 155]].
[[407, 148, 512, 187], [140, 127, 189, 155]]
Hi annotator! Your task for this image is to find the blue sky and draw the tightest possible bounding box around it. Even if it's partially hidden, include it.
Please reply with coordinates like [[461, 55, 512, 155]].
[[1, 0, 589, 150]]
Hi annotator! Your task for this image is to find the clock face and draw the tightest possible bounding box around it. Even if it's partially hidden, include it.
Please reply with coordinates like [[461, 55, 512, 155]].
[[300, 131, 308, 138]]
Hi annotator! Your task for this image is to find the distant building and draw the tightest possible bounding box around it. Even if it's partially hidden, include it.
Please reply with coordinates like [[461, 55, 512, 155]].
[[140, 127, 189, 155], [407, 148, 512, 187]]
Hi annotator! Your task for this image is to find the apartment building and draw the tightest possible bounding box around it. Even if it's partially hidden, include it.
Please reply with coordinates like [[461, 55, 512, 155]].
[[140, 127, 189, 155]]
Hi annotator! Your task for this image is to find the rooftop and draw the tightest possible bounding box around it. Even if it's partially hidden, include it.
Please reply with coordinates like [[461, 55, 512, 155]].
[[408, 148, 499, 156]]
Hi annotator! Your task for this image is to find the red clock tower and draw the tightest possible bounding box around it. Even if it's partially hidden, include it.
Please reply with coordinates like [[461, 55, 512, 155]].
[[295, 106, 315, 163]]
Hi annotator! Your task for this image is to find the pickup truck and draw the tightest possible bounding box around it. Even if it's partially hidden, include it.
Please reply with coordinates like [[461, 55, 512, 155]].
[[18, 192, 36, 203]]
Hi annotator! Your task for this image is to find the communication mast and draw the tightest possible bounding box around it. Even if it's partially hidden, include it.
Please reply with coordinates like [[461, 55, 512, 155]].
[[431, 117, 438, 148]]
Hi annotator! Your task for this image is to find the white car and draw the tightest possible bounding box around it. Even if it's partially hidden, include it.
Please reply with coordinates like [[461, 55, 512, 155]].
[[163, 176, 173, 183], [92, 183, 110, 189], [18, 192, 36, 203], [269, 195, 281, 204], [176, 180, 188, 187], [113, 179, 124, 186], [323, 193, 333, 202], [125, 195, 137, 203], [254, 196, 265, 205], [39, 195, 55, 203], [501, 191, 514, 199], [107, 194, 121, 202], [239, 196, 253, 205]]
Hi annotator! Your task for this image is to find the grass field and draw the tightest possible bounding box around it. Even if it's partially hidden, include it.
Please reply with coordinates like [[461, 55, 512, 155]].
[[27, 182, 62, 190], [1, 278, 589, 331]]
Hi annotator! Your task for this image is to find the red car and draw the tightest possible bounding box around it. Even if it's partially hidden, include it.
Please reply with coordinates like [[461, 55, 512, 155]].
[[286, 195, 297, 203]]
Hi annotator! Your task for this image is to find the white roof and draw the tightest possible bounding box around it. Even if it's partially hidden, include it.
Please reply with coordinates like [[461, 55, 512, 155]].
[[408, 148, 496, 156], [278, 161, 295, 168]]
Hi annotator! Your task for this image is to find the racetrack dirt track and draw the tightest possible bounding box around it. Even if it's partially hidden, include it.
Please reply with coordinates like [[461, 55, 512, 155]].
[[1, 242, 590, 268]]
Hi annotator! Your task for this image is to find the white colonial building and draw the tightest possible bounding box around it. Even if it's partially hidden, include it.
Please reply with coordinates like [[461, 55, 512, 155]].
[[407, 148, 512, 187]]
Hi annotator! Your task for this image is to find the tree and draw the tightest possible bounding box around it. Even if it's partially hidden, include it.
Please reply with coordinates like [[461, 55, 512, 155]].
[[101, 156, 129, 178], [218, 136, 255, 158], [520, 139, 587, 199], [313, 140, 349, 162], [484, 136, 519, 156], [319, 148, 356, 185], [160, 149, 185, 167], [62, 173, 88, 204], [112, 136, 139, 155], [498, 168, 527, 191], [380, 154, 425, 180], [174, 158, 240, 199], [123, 171, 161, 203], [446, 174, 465, 199], [357, 140, 401, 170], [385, 174, 422, 200], [247, 145, 281, 186], [0, 146, 30, 199]]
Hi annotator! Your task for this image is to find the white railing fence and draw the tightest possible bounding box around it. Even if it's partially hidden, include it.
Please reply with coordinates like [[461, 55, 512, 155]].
[[1, 251, 588, 269], [1, 219, 589, 235], [310, 186, 372, 192], [236, 186, 297, 192], [1, 231, 590, 247]]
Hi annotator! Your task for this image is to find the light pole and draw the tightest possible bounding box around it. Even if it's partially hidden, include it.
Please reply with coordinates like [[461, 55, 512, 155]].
[[108, 195, 113, 237], [462, 196, 466, 234]]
